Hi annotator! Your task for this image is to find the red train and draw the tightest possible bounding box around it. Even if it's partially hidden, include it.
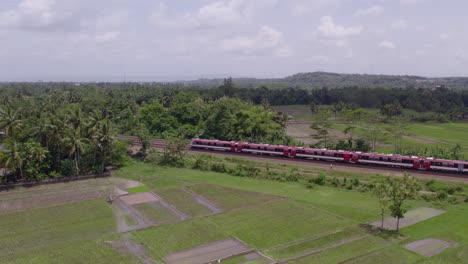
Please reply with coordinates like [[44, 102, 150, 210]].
[[190, 139, 468, 174]]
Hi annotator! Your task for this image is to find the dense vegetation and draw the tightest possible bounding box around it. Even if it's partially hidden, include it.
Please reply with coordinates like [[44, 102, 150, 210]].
[[0, 82, 288, 182], [186, 71, 468, 90], [2, 76, 468, 182]]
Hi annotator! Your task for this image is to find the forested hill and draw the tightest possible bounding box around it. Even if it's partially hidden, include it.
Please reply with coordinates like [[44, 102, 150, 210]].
[[185, 72, 468, 90]]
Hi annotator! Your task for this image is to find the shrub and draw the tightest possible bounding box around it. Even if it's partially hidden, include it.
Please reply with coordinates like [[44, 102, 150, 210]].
[[464, 196, 468, 203], [286, 168, 300, 182], [312, 173, 326, 186], [446, 187, 456, 195], [60, 159, 76, 177], [331, 177, 339, 187], [192, 156, 210, 171], [305, 183, 314, 189], [437, 192, 448, 200], [211, 162, 227, 173], [352, 178, 360, 187]]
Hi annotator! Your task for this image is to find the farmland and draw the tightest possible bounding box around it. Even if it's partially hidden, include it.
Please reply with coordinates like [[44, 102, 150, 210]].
[[0, 161, 467, 263], [273, 105, 468, 157]]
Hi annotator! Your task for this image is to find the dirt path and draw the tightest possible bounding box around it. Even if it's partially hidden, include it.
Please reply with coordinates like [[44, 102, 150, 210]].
[[114, 198, 150, 233], [183, 188, 222, 215], [111, 233, 158, 264], [370, 207, 446, 230]]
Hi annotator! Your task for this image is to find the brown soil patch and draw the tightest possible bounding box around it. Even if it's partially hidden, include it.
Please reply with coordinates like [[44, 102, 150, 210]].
[[405, 238, 458, 257], [120, 192, 160, 206], [163, 239, 253, 264], [370, 207, 446, 230]]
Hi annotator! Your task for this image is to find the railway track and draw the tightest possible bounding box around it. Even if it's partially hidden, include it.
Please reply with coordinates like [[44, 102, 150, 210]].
[[119, 135, 468, 182]]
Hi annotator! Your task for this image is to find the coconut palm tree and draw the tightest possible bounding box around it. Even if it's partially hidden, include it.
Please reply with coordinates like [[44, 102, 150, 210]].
[[62, 128, 89, 176], [0, 105, 22, 138], [3, 140, 24, 180]]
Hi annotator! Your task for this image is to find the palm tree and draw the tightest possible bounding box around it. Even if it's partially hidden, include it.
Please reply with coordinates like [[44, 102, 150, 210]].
[[4, 140, 24, 180], [0, 106, 22, 138], [94, 119, 116, 171], [62, 128, 89, 176]]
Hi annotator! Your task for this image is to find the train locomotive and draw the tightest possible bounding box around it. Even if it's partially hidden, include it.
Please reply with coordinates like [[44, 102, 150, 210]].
[[190, 138, 468, 174]]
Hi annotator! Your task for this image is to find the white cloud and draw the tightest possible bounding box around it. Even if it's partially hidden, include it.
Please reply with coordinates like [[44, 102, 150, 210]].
[[290, 0, 344, 16], [455, 50, 468, 62], [94, 31, 120, 43], [151, 0, 277, 30], [400, 0, 425, 5], [221, 25, 291, 57], [307, 54, 335, 64], [318, 16, 362, 38], [379, 41, 395, 49], [354, 5, 384, 17], [391, 19, 407, 30]]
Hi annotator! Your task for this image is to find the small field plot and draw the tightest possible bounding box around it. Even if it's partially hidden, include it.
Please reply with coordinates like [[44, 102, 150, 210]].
[[405, 238, 458, 257], [343, 245, 422, 264], [163, 239, 252, 264], [115, 192, 182, 232], [188, 183, 281, 211], [157, 188, 218, 217], [0, 199, 135, 263], [289, 236, 393, 264], [206, 199, 354, 250], [370, 207, 446, 230], [267, 225, 370, 260], [131, 218, 229, 262], [0, 178, 112, 214]]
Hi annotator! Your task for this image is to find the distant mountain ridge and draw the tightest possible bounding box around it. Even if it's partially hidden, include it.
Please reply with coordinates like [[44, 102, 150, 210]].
[[183, 71, 468, 90]]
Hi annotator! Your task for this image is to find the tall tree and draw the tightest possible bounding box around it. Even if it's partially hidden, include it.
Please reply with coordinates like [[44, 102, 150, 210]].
[[388, 173, 420, 232], [62, 128, 89, 175], [0, 106, 22, 138], [373, 178, 391, 229]]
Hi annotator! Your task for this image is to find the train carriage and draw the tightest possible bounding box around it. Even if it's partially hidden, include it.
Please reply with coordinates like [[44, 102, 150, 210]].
[[425, 158, 468, 173], [190, 138, 467, 175]]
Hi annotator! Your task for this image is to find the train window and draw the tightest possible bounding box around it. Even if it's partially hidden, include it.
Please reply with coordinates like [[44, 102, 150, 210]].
[[402, 159, 412, 164], [223, 144, 230, 147]]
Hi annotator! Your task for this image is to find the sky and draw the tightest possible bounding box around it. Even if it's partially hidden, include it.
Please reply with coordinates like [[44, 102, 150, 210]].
[[0, 0, 467, 81]]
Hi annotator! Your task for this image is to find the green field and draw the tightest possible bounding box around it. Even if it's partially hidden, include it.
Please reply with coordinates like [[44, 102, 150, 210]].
[[2, 162, 467, 263], [157, 187, 213, 217], [0, 200, 137, 264], [273, 104, 468, 157]]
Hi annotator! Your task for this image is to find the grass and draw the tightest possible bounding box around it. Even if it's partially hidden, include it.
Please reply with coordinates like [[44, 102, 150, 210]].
[[267, 225, 368, 259], [133, 202, 179, 223], [342, 245, 421, 264], [188, 183, 281, 211], [127, 185, 150, 193], [206, 199, 354, 250], [131, 218, 228, 262], [0, 199, 136, 263], [4, 160, 467, 263], [156, 187, 212, 217], [289, 236, 395, 264]]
